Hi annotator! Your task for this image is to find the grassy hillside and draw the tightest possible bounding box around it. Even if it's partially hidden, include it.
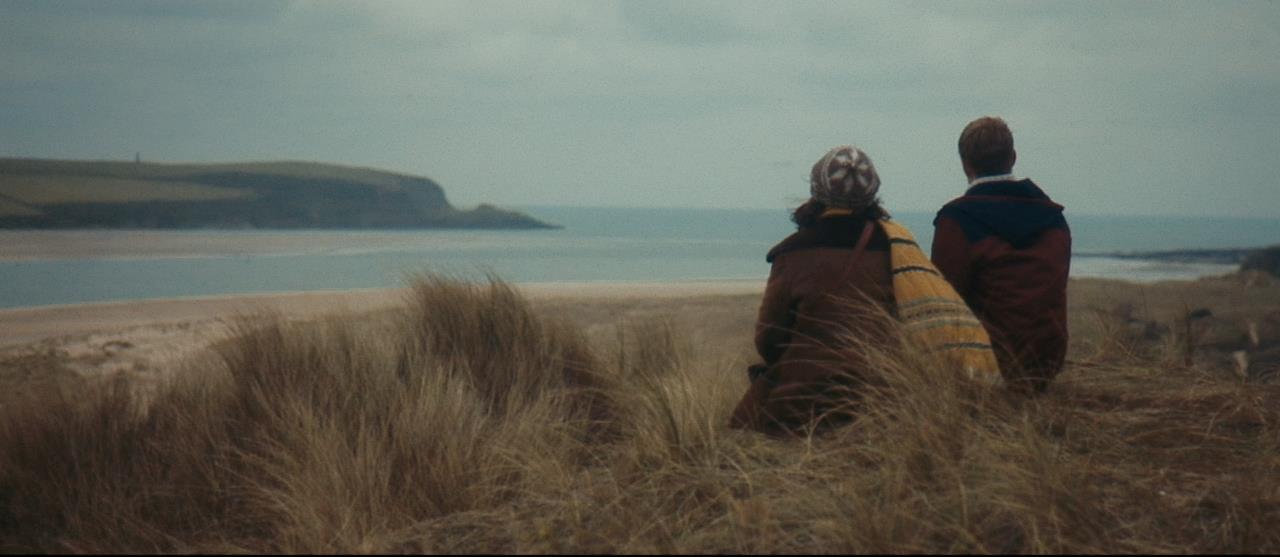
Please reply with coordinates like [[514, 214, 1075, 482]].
[[1, 274, 1277, 553], [0, 158, 555, 229]]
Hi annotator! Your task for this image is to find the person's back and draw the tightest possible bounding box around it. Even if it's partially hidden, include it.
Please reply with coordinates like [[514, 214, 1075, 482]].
[[730, 146, 895, 435], [931, 117, 1071, 394], [756, 208, 895, 386]]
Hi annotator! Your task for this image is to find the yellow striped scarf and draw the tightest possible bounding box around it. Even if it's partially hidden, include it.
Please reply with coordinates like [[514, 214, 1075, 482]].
[[879, 219, 1001, 384]]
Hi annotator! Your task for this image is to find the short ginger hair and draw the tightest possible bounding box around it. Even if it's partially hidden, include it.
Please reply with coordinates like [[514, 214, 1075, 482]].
[[958, 116, 1016, 176]]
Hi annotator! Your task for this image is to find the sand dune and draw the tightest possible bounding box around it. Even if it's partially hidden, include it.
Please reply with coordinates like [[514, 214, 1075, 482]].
[[0, 280, 763, 347], [0, 280, 766, 393]]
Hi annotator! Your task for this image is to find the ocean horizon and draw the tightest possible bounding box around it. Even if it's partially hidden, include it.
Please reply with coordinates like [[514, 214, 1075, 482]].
[[0, 206, 1275, 310]]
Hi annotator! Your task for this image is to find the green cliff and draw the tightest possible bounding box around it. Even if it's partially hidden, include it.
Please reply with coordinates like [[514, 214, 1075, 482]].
[[0, 158, 556, 230]]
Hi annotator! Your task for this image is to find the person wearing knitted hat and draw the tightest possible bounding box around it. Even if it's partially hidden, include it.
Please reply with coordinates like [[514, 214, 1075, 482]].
[[730, 146, 999, 436]]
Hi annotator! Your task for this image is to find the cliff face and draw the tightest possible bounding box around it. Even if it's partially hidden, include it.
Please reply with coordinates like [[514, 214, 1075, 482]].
[[0, 158, 555, 230]]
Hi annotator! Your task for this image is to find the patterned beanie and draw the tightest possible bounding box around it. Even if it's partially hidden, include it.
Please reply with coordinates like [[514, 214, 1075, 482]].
[[809, 145, 881, 211]]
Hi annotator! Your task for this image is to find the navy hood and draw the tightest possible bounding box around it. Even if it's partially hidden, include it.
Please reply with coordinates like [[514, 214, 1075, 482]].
[[934, 179, 1067, 249]]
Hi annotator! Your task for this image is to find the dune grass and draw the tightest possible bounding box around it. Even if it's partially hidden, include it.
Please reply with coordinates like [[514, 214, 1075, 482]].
[[1, 276, 1277, 553]]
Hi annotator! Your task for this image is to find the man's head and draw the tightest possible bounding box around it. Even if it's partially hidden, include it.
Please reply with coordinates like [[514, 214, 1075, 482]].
[[958, 116, 1016, 180]]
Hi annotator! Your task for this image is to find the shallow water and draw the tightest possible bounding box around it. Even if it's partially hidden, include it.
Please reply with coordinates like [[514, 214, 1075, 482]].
[[0, 206, 1272, 309]]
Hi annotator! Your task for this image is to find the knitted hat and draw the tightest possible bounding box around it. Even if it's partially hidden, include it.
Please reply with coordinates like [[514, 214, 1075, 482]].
[[809, 145, 881, 211]]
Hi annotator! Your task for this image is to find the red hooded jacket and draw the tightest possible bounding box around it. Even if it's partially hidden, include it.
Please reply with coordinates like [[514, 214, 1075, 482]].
[[931, 178, 1071, 393]]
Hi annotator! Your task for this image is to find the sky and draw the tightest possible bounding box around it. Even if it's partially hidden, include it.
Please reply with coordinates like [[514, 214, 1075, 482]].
[[2, 1, 1278, 217]]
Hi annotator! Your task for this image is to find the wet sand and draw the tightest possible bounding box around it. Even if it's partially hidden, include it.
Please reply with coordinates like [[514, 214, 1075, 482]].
[[0, 230, 511, 261]]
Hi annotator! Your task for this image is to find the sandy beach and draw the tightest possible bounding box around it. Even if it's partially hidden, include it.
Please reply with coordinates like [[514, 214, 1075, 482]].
[[0, 229, 569, 261], [5, 273, 1276, 404], [0, 280, 765, 346], [0, 280, 767, 390]]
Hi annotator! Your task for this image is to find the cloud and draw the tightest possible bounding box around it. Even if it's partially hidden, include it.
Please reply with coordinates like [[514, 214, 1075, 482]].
[[4, 0, 291, 20], [1, 1, 1277, 216]]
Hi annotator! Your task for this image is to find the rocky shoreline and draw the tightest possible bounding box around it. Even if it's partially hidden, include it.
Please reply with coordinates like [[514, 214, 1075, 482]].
[[1080, 247, 1258, 265], [1082, 245, 1280, 271]]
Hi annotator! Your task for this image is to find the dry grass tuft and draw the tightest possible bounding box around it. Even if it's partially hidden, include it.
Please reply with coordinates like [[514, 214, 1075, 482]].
[[2, 275, 1278, 553]]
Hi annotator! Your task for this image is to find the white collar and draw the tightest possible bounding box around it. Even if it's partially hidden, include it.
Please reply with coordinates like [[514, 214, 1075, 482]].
[[968, 173, 1018, 186]]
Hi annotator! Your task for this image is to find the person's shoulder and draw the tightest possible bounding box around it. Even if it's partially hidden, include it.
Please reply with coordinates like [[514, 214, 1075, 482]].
[[934, 195, 970, 226], [933, 180, 991, 220], [766, 229, 812, 263], [768, 218, 889, 261]]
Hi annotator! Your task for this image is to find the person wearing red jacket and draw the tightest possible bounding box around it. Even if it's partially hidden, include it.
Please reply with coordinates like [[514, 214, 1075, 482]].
[[931, 117, 1072, 394]]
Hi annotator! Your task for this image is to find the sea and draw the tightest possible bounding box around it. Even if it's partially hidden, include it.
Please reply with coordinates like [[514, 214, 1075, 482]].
[[1, 206, 1276, 310]]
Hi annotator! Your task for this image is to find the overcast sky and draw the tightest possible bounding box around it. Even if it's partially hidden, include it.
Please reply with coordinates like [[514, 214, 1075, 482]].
[[2, 1, 1278, 217]]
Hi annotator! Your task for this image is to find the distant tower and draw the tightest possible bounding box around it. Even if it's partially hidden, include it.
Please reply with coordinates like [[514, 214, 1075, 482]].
[[135, 152, 141, 164]]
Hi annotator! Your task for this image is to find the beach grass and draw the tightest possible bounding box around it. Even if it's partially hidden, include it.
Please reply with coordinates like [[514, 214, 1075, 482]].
[[1, 275, 1278, 553]]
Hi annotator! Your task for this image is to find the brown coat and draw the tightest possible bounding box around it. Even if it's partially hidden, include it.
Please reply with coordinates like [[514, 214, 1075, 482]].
[[729, 215, 895, 435]]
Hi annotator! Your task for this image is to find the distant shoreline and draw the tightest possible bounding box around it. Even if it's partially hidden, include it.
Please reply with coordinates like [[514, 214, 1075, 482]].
[[1076, 247, 1263, 265], [0, 157, 558, 230], [0, 228, 567, 262]]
